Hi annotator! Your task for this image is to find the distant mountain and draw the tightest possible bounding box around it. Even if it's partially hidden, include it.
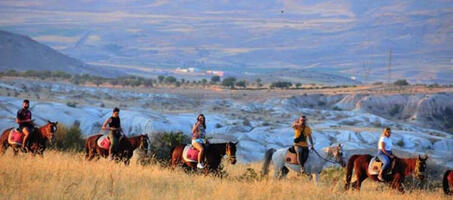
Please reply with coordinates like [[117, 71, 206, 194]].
[[0, 30, 121, 77]]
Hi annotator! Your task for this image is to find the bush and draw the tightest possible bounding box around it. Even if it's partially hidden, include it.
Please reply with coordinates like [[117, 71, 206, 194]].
[[236, 80, 247, 88], [222, 77, 237, 89], [394, 79, 409, 86], [270, 81, 292, 89], [53, 122, 85, 152], [149, 132, 190, 163], [211, 76, 220, 84]]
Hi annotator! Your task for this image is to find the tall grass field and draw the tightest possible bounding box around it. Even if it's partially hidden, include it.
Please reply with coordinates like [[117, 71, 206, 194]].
[[0, 151, 449, 200]]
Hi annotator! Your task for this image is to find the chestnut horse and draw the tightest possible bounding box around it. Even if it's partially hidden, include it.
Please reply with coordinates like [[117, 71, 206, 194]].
[[443, 170, 453, 195], [344, 154, 428, 193], [0, 121, 57, 156], [171, 142, 238, 175], [85, 134, 149, 165]]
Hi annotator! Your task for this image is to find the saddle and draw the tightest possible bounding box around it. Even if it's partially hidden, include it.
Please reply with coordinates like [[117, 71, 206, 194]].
[[368, 156, 396, 175], [183, 145, 199, 163], [182, 144, 209, 163], [97, 135, 111, 150], [285, 146, 305, 165], [8, 128, 24, 145]]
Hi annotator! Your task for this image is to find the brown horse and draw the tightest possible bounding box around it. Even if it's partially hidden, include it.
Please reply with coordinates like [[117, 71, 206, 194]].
[[85, 134, 149, 165], [0, 121, 57, 156], [344, 154, 428, 193], [443, 170, 453, 195], [171, 142, 238, 175]]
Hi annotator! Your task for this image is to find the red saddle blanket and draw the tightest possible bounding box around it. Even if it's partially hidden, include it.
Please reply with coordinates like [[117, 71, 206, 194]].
[[8, 129, 24, 145], [183, 145, 199, 162], [97, 135, 111, 150]]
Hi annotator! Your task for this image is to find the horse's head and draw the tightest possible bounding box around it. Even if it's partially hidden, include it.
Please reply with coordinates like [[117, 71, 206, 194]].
[[415, 154, 428, 180], [42, 121, 58, 144], [139, 134, 150, 151], [226, 142, 238, 165], [327, 144, 346, 167]]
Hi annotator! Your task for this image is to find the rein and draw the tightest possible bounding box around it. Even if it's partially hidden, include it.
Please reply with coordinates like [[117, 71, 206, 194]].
[[311, 148, 342, 165]]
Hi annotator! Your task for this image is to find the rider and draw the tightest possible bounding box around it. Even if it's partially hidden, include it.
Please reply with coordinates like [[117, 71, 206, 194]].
[[102, 107, 123, 160], [292, 115, 314, 172], [377, 127, 394, 181], [192, 114, 207, 169], [16, 99, 33, 150]]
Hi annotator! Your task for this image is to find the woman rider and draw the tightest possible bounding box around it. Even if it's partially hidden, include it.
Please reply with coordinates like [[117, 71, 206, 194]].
[[192, 114, 207, 169], [102, 107, 123, 160], [292, 115, 314, 172], [377, 127, 394, 181]]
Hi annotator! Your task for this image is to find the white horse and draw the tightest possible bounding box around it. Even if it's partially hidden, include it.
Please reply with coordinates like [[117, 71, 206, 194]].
[[261, 144, 346, 183]]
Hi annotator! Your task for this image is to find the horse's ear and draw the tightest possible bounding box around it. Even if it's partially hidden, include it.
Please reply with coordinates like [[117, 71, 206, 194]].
[[423, 154, 428, 160], [47, 120, 51, 124], [55, 121, 58, 125], [234, 141, 238, 145]]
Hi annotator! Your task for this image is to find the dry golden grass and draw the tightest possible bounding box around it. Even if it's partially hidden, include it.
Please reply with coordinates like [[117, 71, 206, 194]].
[[0, 151, 449, 200]]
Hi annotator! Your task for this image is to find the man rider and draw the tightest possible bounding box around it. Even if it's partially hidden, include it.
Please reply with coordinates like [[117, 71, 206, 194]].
[[102, 107, 123, 160], [16, 99, 33, 150], [292, 115, 314, 172]]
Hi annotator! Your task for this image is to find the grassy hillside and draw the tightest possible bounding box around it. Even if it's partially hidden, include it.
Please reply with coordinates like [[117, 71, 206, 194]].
[[0, 151, 450, 200]]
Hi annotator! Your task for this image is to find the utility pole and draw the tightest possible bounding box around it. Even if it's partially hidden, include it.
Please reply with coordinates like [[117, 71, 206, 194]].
[[387, 50, 392, 85]]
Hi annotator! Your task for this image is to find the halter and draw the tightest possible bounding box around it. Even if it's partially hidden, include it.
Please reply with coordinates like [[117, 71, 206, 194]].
[[415, 159, 424, 177], [311, 148, 343, 165]]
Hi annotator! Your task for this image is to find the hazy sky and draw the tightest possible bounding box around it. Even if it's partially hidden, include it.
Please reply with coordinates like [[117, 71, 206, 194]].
[[1, 0, 452, 80]]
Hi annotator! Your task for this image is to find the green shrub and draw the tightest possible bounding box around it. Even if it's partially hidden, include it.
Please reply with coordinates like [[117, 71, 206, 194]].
[[53, 122, 85, 152], [149, 132, 190, 163]]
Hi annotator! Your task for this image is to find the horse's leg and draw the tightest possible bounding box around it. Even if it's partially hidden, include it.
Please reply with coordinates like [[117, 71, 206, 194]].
[[391, 174, 404, 193], [13, 146, 19, 156], [280, 166, 289, 179], [312, 173, 319, 185], [353, 170, 367, 190], [0, 144, 8, 155]]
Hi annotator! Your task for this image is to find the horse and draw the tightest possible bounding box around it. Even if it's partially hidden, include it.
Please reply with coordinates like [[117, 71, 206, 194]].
[[170, 142, 238, 175], [261, 144, 345, 183], [85, 134, 149, 165], [344, 154, 428, 193], [0, 121, 57, 156], [443, 170, 453, 195]]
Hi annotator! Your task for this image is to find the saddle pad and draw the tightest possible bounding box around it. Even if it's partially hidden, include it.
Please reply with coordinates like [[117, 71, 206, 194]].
[[368, 157, 393, 175], [8, 128, 23, 145], [285, 148, 298, 164], [97, 135, 110, 150], [182, 145, 199, 163]]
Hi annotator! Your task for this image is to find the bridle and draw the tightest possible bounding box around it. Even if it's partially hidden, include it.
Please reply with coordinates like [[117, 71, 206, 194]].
[[311, 147, 344, 165]]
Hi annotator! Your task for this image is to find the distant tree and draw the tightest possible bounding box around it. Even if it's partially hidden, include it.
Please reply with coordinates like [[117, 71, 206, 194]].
[[109, 79, 119, 86], [270, 81, 292, 89], [222, 77, 237, 89], [255, 78, 262, 87], [201, 78, 208, 85], [143, 79, 153, 87], [236, 80, 247, 88], [175, 81, 181, 87], [181, 78, 185, 84], [158, 75, 165, 83], [295, 83, 302, 88], [211, 75, 221, 84], [165, 76, 177, 84], [394, 79, 409, 86], [93, 79, 103, 87]]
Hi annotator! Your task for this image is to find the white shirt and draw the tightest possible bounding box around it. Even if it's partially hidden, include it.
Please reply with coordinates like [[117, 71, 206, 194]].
[[378, 136, 392, 151]]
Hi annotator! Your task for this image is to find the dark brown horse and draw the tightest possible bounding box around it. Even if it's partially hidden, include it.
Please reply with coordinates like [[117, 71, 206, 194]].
[[443, 170, 453, 195], [171, 142, 238, 175], [0, 121, 57, 156], [85, 134, 149, 165], [344, 154, 428, 193]]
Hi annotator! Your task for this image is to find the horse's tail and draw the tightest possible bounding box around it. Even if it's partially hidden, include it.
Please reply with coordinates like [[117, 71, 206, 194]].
[[443, 170, 452, 195], [261, 148, 276, 176], [344, 154, 360, 190], [84, 138, 90, 159]]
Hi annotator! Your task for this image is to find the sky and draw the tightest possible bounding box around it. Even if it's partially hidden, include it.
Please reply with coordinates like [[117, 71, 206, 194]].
[[0, 0, 452, 82]]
